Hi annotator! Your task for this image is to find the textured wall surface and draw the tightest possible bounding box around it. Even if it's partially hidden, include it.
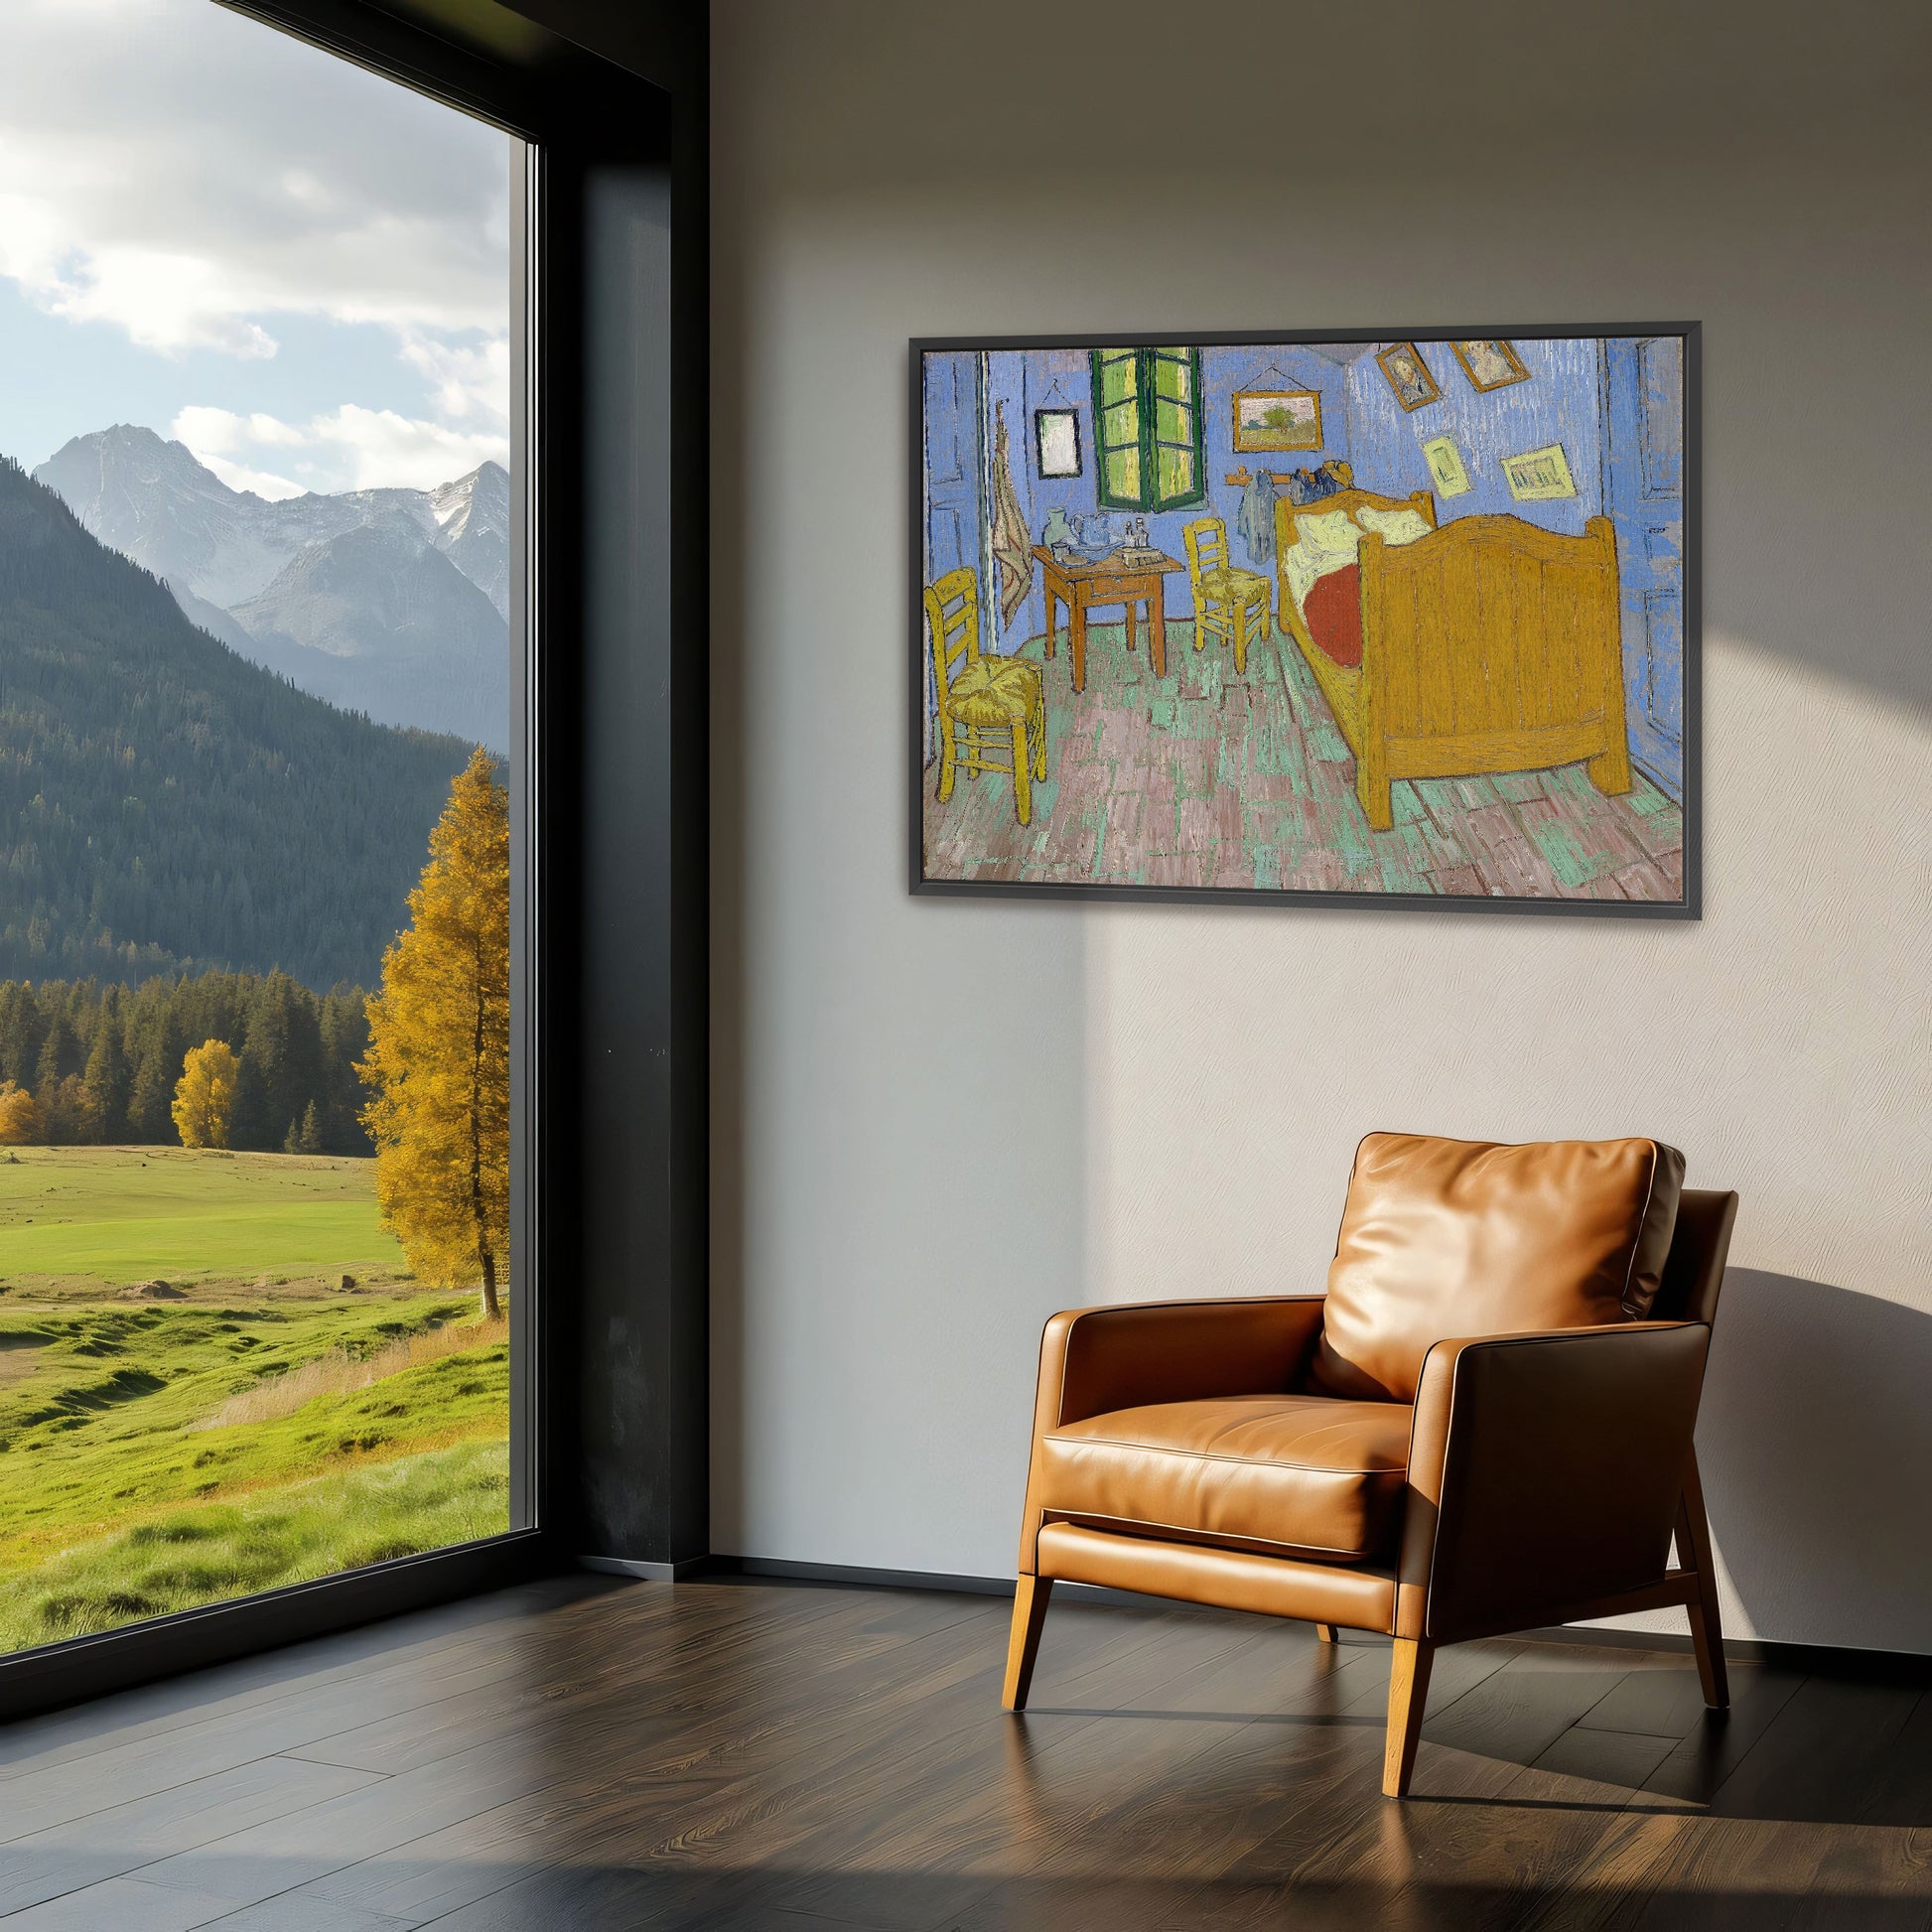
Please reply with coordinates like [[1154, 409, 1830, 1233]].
[[710, 0, 1931, 1649]]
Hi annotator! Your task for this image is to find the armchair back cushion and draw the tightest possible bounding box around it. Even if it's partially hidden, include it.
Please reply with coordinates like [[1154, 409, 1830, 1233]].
[[1307, 1133, 1686, 1403]]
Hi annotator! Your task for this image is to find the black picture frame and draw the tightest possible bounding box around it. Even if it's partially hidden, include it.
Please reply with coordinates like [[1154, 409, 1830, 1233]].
[[909, 325, 1702, 920], [1034, 405, 1082, 478]]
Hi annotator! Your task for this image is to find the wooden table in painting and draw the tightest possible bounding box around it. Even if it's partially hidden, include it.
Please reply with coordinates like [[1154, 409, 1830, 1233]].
[[1033, 546, 1186, 693]]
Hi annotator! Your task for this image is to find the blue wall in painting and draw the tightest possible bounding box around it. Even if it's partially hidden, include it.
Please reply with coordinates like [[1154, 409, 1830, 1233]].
[[1341, 337, 1605, 536], [965, 342, 1648, 743], [982, 343, 1353, 649]]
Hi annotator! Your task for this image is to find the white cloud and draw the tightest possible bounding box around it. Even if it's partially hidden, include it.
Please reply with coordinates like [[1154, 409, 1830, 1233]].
[[172, 402, 507, 498], [2, 0, 511, 491], [398, 333, 511, 425], [0, 0, 510, 354]]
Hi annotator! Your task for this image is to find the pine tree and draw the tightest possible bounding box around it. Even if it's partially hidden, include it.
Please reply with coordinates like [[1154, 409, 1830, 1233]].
[[358, 750, 510, 1318], [35, 1014, 81, 1092], [297, 1099, 325, 1156], [80, 1017, 130, 1142], [172, 1038, 240, 1149]]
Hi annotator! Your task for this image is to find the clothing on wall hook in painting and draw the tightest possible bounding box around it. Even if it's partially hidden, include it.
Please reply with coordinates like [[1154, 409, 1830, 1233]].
[[989, 402, 1033, 628], [1237, 469, 1277, 567]]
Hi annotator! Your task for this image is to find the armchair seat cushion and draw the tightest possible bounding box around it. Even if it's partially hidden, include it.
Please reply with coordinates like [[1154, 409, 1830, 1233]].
[[1035, 1393, 1411, 1564]]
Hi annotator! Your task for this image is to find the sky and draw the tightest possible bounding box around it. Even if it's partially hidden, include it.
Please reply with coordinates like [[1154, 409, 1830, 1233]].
[[0, 0, 513, 496]]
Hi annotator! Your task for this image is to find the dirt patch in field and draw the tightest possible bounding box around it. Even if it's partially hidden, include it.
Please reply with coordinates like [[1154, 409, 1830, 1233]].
[[0, 1334, 49, 1388]]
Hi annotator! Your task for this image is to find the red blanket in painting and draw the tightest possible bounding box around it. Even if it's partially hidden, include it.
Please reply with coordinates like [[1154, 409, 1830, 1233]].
[[1302, 564, 1363, 670]]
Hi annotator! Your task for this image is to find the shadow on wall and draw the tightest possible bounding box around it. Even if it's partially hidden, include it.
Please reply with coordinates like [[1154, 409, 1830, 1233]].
[[1701, 1270, 1932, 1657]]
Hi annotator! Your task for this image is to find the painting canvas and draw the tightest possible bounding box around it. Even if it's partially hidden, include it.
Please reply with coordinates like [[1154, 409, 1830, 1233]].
[[912, 330, 1698, 914]]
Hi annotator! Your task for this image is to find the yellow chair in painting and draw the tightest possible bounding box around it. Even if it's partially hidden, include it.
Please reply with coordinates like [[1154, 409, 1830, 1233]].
[[925, 567, 1047, 827], [1182, 516, 1271, 676]]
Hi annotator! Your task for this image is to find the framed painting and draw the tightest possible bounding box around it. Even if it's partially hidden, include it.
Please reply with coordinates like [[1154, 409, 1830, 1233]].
[[910, 327, 1702, 918], [1233, 387, 1322, 453], [1452, 338, 1531, 392], [1375, 341, 1441, 412]]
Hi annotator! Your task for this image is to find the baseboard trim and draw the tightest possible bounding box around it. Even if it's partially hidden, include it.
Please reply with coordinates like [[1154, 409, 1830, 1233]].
[[688, 1554, 1932, 1678], [0, 1528, 553, 1724], [578, 1554, 710, 1583]]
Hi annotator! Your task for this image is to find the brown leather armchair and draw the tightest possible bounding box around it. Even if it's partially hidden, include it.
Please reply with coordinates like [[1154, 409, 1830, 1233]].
[[1003, 1133, 1737, 1798]]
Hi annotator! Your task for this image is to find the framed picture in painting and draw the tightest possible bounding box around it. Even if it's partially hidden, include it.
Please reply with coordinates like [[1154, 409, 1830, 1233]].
[[1034, 406, 1081, 478], [1422, 434, 1471, 496], [910, 327, 1702, 919], [1502, 441, 1578, 499], [1452, 339, 1531, 392], [1375, 342, 1441, 412], [1232, 387, 1322, 453]]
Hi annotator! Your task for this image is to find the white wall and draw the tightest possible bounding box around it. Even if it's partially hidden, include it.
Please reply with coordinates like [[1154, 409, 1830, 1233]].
[[710, 0, 1932, 1651]]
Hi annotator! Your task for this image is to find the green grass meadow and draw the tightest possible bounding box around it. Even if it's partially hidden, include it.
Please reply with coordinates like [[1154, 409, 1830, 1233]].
[[0, 1148, 509, 1651]]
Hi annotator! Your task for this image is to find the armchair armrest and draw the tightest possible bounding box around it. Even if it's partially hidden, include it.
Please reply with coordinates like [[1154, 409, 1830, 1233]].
[[1396, 1321, 1710, 1642], [1033, 1297, 1326, 1435], [1017, 1298, 1325, 1575]]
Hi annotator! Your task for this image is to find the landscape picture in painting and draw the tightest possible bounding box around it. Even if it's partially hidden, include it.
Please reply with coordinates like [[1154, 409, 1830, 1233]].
[[914, 333, 1692, 906]]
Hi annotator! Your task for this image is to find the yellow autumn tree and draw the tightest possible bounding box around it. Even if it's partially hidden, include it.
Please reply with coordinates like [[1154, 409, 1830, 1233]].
[[358, 749, 510, 1318], [172, 1040, 239, 1149], [0, 1079, 42, 1146]]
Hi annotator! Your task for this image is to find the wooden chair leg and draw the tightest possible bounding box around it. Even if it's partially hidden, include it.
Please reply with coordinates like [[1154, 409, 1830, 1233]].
[[1382, 1638, 1434, 1798], [1003, 1575, 1052, 1712], [1009, 720, 1032, 826], [1677, 1449, 1729, 1710], [936, 721, 956, 802], [1313, 1622, 1338, 1644]]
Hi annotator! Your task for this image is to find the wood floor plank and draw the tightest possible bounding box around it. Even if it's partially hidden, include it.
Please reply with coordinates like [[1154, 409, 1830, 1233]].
[[1574, 1651, 1790, 1749], [0, 1755, 384, 1918], [3, 1577, 1926, 1932], [0, 1580, 609, 1782], [1704, 1676, 1919, 1823], [291, 1596, 1186, 1927], [0, 1874, 247, 1932]]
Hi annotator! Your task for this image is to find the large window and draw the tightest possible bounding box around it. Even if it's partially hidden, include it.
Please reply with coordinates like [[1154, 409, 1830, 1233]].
[[1091, 346, 1206, 510], [0, 0, 527, 1653]]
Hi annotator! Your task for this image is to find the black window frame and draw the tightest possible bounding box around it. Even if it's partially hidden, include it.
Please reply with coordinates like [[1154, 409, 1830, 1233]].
[[0, 0, 710, 1722]]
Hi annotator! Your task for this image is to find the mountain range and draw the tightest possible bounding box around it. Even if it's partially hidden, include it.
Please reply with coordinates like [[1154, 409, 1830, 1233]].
[[34, 426, 509, 751], [0, 456, 476, 989]]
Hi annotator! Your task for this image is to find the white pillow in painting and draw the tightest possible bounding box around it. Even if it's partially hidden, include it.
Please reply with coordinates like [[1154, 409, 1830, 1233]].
[[1356, 505, 1434, 546], [1282, 508, 1363, 614]]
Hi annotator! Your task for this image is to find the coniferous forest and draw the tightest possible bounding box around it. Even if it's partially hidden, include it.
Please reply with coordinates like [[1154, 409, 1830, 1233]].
[[0, 456, 479, 988], [0, 971, 373, 1154]]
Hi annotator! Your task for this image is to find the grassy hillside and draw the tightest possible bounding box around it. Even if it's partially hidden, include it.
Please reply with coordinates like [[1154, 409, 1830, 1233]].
[[0, 1442, 509, 1652], [0, 1146, 403, 1286], [0, 1148, 509, 1651]]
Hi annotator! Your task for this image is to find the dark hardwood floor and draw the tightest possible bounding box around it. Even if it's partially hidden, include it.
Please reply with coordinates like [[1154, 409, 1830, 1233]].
[[1, 1575, 1928, 1929]]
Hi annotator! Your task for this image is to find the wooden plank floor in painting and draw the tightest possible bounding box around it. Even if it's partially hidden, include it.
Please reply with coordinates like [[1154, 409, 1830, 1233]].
[[922, 620, 1686, 899], [2, 1576, 1928, 1929]]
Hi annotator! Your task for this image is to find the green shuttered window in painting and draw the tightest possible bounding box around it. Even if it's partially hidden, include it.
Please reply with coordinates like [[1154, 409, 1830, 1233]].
[[1090, 346, 1206, 511]]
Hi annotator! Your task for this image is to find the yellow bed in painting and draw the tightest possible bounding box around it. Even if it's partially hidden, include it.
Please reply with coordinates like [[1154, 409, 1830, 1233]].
[[1273, 487, 1631, 831]]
